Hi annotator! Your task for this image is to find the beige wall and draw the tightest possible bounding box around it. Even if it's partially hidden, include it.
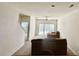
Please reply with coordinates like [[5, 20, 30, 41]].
[[58, 9, 79, 55], [0, 3, 25, 55]]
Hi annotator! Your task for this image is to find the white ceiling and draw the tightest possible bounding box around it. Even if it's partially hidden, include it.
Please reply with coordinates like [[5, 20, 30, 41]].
[[8, 2, 79, 19]]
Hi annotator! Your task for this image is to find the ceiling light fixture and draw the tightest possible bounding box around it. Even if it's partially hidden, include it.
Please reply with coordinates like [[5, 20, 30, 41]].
[[51, 5, 55, 7], [69, 4, 74, 8]]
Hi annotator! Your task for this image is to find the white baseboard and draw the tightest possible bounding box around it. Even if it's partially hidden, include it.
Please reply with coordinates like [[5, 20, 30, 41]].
[[10, 42, 24, 56], [68, 46, 78, 56]]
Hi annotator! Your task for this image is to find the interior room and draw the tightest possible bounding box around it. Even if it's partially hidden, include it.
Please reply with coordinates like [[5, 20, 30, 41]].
[[0, 2, 79, 56]]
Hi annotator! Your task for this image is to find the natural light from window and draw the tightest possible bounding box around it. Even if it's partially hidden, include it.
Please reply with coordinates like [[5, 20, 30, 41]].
[[21, 22, 28, 32], [38, 23, 54, 35]]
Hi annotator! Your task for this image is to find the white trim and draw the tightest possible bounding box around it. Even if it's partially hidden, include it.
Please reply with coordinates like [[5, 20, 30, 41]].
[[10, 42, 24, 56], [68, 46, 78, 56]]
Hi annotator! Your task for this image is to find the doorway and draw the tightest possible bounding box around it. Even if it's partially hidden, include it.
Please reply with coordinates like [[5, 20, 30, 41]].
[[19, 14, 30, 41]]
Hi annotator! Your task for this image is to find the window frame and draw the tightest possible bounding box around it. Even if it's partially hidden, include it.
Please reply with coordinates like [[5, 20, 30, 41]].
[[35, 19, 58, 36]]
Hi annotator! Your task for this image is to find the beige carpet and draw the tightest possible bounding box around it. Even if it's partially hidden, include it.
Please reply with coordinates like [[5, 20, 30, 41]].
[[12, 41, 76, 56]]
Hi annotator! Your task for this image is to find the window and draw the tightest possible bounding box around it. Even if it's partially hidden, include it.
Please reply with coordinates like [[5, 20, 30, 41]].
[[38, 24, 44, 35], [21, 22, 28, 33], [35, 19, 57, 36], [45, 24, 54, 35], [38, 23, 55, 35]]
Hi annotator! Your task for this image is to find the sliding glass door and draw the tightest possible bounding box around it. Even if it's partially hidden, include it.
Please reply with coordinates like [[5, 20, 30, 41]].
[[35, 19, 57, 36], [38, 23, 55, 35]]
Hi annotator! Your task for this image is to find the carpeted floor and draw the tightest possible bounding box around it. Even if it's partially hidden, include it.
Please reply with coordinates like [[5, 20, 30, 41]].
[[12, 41, 76, 56]]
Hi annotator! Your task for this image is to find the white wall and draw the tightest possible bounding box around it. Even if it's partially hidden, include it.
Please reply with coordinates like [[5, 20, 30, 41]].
[[0, 3, 25, 55], [29, 16, 36, 40], [58, 9, 79, 55]]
